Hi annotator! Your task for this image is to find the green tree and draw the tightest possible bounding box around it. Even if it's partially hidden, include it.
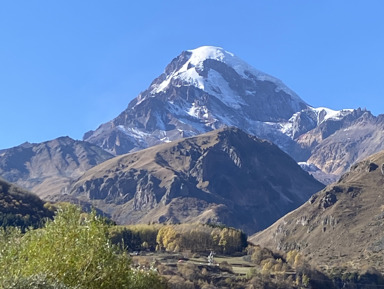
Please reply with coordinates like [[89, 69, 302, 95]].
[[0, 205, 165, 289]]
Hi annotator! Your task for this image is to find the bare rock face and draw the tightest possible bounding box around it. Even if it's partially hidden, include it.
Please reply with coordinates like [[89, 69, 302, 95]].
[[0, 137, 114, 198], [250, 149, 384, 273], [319, 191, 337, 209], [63, 127, 324, 235]]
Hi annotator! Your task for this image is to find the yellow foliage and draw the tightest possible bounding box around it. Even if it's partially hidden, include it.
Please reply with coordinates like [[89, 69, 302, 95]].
[[286, 250, 299, 265]]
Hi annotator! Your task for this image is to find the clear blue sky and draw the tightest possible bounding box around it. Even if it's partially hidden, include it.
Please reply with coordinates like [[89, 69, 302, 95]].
[[1, 1, 384, 149]]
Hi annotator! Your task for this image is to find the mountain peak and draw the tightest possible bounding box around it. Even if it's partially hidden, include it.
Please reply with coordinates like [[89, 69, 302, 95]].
[[85, 46, 310, 155], [147, 45, 306, 114], [185, 46, 263, 79], [187, 45, 232, 61], [186, 46, 240, 71]]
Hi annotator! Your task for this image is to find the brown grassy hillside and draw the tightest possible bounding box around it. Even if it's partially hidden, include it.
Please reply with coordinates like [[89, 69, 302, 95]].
[[55, 127, 324, 235], [250, 149, 384, 273]]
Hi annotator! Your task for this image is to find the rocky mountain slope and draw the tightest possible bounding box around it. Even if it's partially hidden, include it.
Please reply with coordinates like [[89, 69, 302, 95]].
[[300, 110, 384, 176], [55, 127, 324, 234], [250, 149, 384, 273], [0, 137, 113, 198], [83, 46, 384, 183]]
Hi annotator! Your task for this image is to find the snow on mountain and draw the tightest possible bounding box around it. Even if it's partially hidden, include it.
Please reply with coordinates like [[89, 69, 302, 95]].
[[280, 107, 354, 139], [83, 46, 373, 183], [84, 45, 314, 157], [150, 46, 303, 110], [311, 107, 354, 124]]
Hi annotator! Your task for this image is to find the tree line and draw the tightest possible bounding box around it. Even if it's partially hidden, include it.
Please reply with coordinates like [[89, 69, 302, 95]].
[[110, 223, 248, 255]]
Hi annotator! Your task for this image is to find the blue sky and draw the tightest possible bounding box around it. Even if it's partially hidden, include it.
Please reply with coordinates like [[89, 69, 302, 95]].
[[1, 1, 384, 149]]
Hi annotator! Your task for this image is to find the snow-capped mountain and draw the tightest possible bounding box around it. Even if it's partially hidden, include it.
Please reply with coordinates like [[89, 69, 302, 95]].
[[280, 107, 354, 139], [148, 46, 306, 116], [84, 46, 310, 155], [84, 46, 383, 182]]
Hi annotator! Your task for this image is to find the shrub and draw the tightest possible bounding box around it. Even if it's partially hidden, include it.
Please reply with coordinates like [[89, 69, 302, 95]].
[[0, 205, 166, 289]]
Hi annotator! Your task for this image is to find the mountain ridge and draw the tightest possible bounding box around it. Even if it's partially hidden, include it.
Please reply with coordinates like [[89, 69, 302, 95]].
[[0, 136, 114, 198], [58, 127, 325, 234]]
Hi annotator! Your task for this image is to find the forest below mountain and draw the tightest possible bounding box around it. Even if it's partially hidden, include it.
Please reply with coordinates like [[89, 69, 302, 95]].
[[1, 202, 384, 289]]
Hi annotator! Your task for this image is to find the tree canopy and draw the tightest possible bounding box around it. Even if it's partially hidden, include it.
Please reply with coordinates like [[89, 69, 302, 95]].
[[0, 205, 165, 289]]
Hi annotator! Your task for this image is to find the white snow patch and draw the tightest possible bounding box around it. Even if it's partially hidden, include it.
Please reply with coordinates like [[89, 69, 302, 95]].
[[186, 46, 303, 102], [279, 107, 354, 137], [155, 77, 172, 92], [117, 126, 150, 138], [160, 137, 171, 143], [177, 68, 205, 90], [186, 103, 220, 128], [204, 69, 246, 109], [279, 121, 294, 135], [187, 103, 202, 118], [298, 162, 320, 172], [151, 46, 304, 105], [310, 107, 353, 124], [167, 101, 187, 115], [133, 93, 147, 108]]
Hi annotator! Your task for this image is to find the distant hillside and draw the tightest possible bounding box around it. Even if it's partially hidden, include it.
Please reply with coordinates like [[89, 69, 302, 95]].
[[250, 149, 384, 273], [0, 137, 113, 198], [53, 127, 324, 235], [0, 178, 53, 229]]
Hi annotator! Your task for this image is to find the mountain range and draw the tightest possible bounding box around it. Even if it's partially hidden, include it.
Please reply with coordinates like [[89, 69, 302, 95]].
[[83, 46, 384, 184], [0, 137, 113, 198], [51, 127, 324, 234], [1, 45, 384, 236]]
